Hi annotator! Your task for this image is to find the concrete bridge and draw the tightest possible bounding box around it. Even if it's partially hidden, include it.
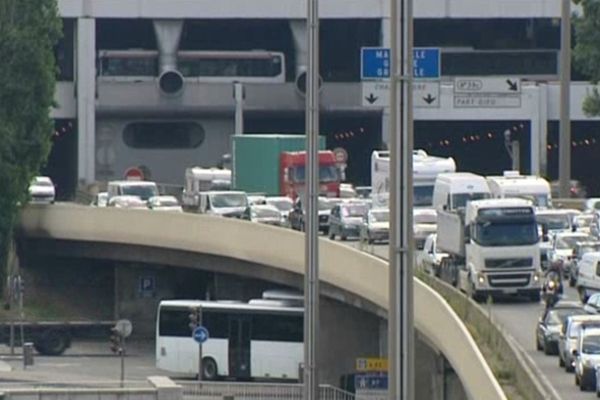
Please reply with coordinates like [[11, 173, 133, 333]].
[[18, 203, 505, 400]]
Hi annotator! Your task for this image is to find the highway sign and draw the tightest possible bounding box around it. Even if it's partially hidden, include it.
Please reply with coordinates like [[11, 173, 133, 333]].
[[354, 373, 388, 390], [124, 166, 144, 181], [413, 47, 440, 79], [361, 47, 391, 80], [454, 94, 521, 108], [454, 77, 521, 94], [193, 326, 209, 344], [356, 357, 389, 372], [413, 81, 440, 108], [362, 82, 390, 107]]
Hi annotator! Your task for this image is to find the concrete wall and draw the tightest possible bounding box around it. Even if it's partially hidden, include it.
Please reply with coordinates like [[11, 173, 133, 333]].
[[18, 204, 506, 400]]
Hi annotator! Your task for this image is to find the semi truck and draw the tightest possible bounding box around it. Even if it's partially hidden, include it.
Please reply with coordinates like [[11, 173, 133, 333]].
[[371, 149, 456, 208], [434, 173, 542, 301], [232, 134, 341, 199]]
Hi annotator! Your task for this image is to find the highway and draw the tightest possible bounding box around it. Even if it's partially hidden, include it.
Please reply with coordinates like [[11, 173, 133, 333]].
[[348, 241, 590, 400]]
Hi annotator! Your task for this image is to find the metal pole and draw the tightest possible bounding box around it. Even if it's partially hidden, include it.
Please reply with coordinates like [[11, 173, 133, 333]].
[[120, 337, 125, 388], [559, 0, 571, 198], [198, 308, 203, 382], [511, 140, 520, 172], [234, 82, 244, 135], [304, 0, 320, 397], [389, 0, 414, 398]]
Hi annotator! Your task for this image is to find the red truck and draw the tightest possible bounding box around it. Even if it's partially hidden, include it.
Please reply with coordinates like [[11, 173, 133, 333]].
[[280, 151, 341, 199]]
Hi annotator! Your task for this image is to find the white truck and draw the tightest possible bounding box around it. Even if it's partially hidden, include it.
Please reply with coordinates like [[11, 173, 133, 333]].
[[182, 167, 231, 207], [371, 149, 456, 208], [486, 170, 552, 209], [434, 173, 542, 301]]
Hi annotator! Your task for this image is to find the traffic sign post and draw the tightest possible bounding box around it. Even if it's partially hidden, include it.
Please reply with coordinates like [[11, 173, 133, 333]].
[[189, 307, 208, 382]]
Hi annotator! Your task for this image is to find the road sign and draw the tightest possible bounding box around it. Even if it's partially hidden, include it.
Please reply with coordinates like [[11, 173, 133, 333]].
[[193, 326, 209, 344], [124, 167, 144, 181], [333, 147, 348, 164], [413, 81, 440, 108], [114, 319, 133, 338], [454, 77, 521, 94], [361, 47, 391, 80], [413, 47, 440, 79], [362, 82, 390, 107], [356, 357, 388, 372], [454, 94, 521, 108], [354, 373, 388, 390]]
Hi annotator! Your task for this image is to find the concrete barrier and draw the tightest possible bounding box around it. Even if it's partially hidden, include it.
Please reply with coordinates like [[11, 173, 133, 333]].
[[19, 203, 506, 400]]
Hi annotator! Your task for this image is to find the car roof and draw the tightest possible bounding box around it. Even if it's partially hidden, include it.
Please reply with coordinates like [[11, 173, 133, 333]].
[[566, 314, 600, 324], [550, 301, 584, 310]]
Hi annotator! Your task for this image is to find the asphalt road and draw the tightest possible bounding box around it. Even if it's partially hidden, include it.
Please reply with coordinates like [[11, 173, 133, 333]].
[[345, 239, 594, 400]]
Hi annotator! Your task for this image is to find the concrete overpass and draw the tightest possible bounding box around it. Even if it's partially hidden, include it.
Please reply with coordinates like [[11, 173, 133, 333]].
[[18, 203, 505, 400]]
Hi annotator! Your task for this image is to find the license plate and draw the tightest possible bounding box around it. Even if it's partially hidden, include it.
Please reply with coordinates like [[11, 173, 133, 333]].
[[504, 288, 518, 294]]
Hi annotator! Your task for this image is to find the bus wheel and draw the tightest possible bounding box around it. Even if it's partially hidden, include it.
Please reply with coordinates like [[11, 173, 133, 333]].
[[202, 357, 218, 380]]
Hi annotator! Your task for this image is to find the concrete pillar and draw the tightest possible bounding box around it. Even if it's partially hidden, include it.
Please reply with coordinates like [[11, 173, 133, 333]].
[[76, 17, 96, 184], [148, 376, 182, 400], [538, 83, 549, 177], [289, 20, 307, 79]]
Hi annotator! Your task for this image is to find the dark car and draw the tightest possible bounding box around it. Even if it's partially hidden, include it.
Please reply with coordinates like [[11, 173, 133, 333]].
[[288, 197, 338, 233], [536, 301, 586, 355]]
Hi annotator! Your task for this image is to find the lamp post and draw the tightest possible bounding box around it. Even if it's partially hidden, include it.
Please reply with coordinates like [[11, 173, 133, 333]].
[[558, 0, 571, 197]]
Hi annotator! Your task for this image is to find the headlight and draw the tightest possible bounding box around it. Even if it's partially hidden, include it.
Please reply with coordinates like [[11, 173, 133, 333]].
[[533, 272, 540, 282]]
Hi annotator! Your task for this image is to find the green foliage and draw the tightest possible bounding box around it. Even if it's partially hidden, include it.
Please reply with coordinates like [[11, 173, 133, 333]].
[[0, 0, 61, 285], [573, 0, 600, 116]]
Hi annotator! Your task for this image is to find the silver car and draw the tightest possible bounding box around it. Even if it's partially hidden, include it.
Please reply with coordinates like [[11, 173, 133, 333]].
[[359, 208, 389, 244], [328, 202, 369, 241], [574, 326, 600, 391], [559, 315, 600, 373]]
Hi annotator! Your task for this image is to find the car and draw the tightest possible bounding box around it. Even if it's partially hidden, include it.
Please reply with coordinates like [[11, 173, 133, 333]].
[[147, 195, 183, 212], [247, 195, 267, 206], [328, 201, 370, 240], [584, 293, 600, 314], [91, 191, 109, 207], [355, 186, 372, 199], [29, 176, 55, 203], [249, 204, 283, 226], [559, 314, 600, 373], [536, 209, 575, 234], [536, 301, 585, 355], [413, 208, 437, 250], [107, 195, 148, 209], [339, 183, 357, 198], [265, 196, 294, 226], [418, 233, 448, 276], [573, 213, 598, 237], [548, 231, 592, 278], [289, 197, 337, 233], [569, 241, 600, 287], [576, 252, 600, 302], [359, 208, 389, 244], [586, 198, 600, 213], [574, 325, 600, 391]]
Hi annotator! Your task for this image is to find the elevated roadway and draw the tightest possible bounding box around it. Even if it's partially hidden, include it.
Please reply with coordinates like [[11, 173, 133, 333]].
[[18, 203, 505, 400]]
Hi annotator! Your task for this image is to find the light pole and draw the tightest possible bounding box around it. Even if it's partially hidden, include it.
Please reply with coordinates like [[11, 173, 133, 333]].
[[389, 0, 414, 399], [304, 0, 320, 398]]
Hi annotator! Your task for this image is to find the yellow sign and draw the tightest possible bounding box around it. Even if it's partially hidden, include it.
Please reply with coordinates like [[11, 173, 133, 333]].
[[356, 357, 388, 372]]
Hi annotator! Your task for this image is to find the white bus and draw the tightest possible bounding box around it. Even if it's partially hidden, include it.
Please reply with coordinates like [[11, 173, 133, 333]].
[[156, 300, 303, 381]]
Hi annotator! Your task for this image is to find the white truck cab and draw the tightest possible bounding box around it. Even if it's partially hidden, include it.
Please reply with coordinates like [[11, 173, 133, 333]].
[[486, 171, 552, 209], [432, 172, 491, 212], [107, 180, 159, 202]]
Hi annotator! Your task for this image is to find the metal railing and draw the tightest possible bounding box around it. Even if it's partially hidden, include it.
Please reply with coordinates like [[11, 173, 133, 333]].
[[178, 381, 355, 400]]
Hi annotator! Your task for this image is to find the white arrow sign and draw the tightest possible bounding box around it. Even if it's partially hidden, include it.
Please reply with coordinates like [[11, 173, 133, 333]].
[[413, 81, 440, 108], [362, 82, 390, 107], [454, 77, 521, 94]]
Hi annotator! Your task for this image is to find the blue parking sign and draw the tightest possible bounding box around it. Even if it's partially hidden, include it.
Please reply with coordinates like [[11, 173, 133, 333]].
[[361, 47, 391, 80]]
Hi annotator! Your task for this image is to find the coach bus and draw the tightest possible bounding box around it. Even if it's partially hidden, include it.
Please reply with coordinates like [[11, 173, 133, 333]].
[[156, 299, 303, 380]]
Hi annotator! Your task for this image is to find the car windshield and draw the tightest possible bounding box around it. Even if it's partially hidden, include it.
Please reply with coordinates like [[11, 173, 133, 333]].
[[474, 221, 539, 246], [210, 193, 248, 208], [253, 207, 280, 218], [370, 210, 389, 222], [575, 216, 594, 228], [579, 244, 600, 256], [546, 308, 582, 325], [414, 186, 434, 207], [536, 214, 570, 230], [582, 335, 600, 354], [569, 321, 583, 338], [317, 199, 334, 211], [267, 200, 293, 211], [452, 192, 490, 209], [342, 204, 368, 217], [292, 165, 340, 183], [35, 180, 53, 187], [556, 236, 590, 250], [121, 185, 158, 201]]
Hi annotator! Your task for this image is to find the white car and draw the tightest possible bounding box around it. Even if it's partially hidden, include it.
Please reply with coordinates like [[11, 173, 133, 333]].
[[29, 176, 55, 203], [148, 196, 183, 212], [418, 234, 448, 276], [107, 195, 148, 210], [548, 231, 592, 277], [265, 196, 294, 224], [250, 204, 283, 226], [359, 208, 389, 244], [574, 326, 600, 391]]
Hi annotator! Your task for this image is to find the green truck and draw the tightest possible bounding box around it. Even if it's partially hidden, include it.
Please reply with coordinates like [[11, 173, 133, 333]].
[[232, 134, 339, 198]]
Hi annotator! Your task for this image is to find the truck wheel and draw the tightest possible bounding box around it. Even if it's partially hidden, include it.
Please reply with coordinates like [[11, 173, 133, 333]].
[[35, 329, 70, 356], [201, 357, 218, 380]]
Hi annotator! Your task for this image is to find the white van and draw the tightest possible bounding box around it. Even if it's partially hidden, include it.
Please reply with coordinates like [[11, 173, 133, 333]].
[[432, 172, 491, 212], [107, 180, 159, 202], [575, 252, 600, 302]]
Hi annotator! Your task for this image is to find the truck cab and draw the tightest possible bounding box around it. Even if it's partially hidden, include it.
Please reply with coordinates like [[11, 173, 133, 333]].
[[486, 170, 552, 209], [432, 172, 491, 212], [280, 151, 340, 199]]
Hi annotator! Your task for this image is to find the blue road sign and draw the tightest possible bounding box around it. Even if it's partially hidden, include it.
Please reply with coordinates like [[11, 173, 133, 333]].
[[193, 326, 209, 344], [354, 373, 388, 390], [413, 47, 440, 79], [361, 47, 391, 80]]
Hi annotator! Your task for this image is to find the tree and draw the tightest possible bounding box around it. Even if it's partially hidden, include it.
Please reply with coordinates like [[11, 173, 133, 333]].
[[0, 1, 61, 287], [573, 0, 600, 116]]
